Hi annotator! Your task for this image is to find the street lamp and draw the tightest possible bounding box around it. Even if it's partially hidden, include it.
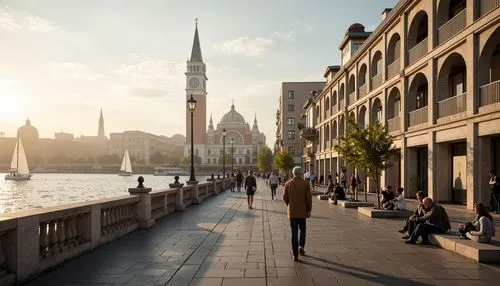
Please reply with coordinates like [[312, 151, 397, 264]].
[[187, 94, 197, 184], [222, 128, 226, 178], [230, 137, 234, 173]]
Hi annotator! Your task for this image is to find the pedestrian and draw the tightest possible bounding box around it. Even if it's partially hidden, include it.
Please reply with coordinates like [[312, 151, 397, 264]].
[[268, 172, 279, 200], [245, 170, 257, 209], [283, 166, 312, 262], [350, 172, 357, 200], [340, 168, 347, 191], [230, 173, 236, 192], [489, 170, 500, 214], [236, 170, 243, 192]]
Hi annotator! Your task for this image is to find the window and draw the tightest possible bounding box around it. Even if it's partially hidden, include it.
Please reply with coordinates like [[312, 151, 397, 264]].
[[288, 146, 295, 154], [207, 149, 211, 155], [352, 43, 362, 53], [287, 117, 295, 125], [288, 104, 295, 112], [287, 91, 295, 99], [287, 130, 295, 140], [375, 107, 382, 122], [450, 72, 465, 97]]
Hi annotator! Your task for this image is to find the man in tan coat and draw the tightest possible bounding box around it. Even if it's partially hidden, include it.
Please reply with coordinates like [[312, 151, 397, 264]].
[[283, 166, 312, 261]]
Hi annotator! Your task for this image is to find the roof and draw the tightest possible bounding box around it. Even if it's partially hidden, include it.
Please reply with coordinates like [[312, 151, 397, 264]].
[[220, 105, 246, 124], [190, 24, 203, 62], [323, 65, 341, 77]]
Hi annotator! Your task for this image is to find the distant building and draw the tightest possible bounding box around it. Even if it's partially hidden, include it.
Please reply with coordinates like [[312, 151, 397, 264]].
[[275, 82, 325, 164], [55, 132, 74, 141], [183, 23, 266, 167], [110, 131, 184, 164]]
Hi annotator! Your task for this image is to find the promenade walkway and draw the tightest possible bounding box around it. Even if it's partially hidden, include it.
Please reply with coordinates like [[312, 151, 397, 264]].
[[28, 180, 500, 286]]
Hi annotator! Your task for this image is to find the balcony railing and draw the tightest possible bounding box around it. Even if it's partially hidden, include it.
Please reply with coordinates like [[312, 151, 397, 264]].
[[371, 73, 383, 90], [438, 9, 466, 44], [387, 58, 400, 79], [408, 106, 428, 127], [408, 38, 428, 66], [339, 98, 345, 110], [359, 83, 367, 98], [438, 93, 466, 118], [480, 80, 500, 106], [480, 0, 500, 17], [348, 91, 356, 106], [387, 116, 401, 133]]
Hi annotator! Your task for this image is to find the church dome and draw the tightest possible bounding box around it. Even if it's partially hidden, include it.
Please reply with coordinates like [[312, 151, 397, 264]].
[[220, 105, 246, 124], [17, 118, 39, 140]]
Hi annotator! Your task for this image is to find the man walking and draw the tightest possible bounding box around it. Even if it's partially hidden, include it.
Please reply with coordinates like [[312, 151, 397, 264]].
[[268, 172, 279, 200], [283, 166, 312, 262]]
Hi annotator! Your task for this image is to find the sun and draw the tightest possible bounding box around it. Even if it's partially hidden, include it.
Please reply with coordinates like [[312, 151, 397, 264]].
[[0, 81, 22, 122]]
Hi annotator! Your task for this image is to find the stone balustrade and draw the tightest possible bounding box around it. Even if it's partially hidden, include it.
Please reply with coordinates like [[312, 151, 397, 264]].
[[0, 179, 230, 285]]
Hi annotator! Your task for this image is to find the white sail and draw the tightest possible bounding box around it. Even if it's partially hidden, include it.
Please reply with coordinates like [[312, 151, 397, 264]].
[[10, 138, 30, 175], [120, 150, 132, 173]]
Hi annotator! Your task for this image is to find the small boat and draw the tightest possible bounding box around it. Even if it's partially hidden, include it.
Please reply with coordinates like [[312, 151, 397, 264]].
[[119, 149, 133, 176], [5, 137, 32, 181]]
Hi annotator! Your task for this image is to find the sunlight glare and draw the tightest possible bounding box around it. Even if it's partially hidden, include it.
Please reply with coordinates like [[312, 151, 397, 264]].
[[0, 80, 22, 121]]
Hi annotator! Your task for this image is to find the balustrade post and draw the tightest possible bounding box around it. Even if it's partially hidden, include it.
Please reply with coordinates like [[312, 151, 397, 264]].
[[175, 187, 186, 211], [129, 176, 154, 229], [15, 216, 40, 283], [90, 205, 101, 249], [190, 184, 201, 204]]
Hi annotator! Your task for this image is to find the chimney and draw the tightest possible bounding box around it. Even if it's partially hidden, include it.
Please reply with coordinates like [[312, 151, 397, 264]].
[[381, 8, 392, 20]]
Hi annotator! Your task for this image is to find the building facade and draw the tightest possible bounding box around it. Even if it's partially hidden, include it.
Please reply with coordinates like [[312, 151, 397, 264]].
[[183, 23, 266, 167], [303, 0, 500, 210], [275, 82, 325, 164]]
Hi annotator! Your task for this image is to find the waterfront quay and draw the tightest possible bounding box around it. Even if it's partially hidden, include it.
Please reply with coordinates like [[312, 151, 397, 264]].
[[1, 179, 498, 286]]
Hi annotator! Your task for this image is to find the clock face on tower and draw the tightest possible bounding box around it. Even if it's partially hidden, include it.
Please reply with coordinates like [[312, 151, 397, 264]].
[[189, 78, 200, 88]]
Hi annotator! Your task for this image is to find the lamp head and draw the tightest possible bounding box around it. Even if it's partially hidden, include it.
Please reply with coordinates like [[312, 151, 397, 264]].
[[222, 128, 226, 136], [187, 94, 197, 112]]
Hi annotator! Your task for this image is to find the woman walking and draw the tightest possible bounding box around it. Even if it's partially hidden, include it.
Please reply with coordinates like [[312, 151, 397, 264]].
[[245, 170, 257, 209]]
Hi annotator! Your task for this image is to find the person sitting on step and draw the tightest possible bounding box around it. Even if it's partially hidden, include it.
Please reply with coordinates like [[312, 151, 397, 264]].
[[458, 202, 495, 243], [399, 191, 426, 239], [405, 198, 451, 245]]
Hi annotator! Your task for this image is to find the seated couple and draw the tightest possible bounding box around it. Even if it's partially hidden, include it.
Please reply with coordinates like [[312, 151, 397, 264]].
[[381, 187, 406, 210], [457, 202, 495, 243], [326, 179, 345, 204], [398, 192, 451, 245]]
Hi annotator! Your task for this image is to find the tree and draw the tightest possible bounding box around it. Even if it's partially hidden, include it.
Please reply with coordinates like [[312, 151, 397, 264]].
[[334, 116, 397, 208], [273, 151, 296, 178], [150, 151, 166, 164], [257, 146, 274, 173]]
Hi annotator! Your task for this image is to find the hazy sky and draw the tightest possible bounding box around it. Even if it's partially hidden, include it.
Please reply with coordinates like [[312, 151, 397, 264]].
[[0, 0, 396, 145]]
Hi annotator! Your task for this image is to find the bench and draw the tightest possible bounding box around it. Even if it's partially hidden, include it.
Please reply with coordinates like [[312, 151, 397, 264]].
[[329, 199, 374, 208], [429, 233, 500, 263], [358, 207, 413, 218]]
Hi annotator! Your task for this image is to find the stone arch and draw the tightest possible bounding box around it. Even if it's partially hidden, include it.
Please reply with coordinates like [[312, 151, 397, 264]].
[[387, 87, 401, 119], [436, 52, 467, 102], [339, 83, 345, 101], [371, 50, 383, 76], [358, 64, 368, 87], [436, 0, 466, 28], [332, 90, 338, 106], [387, 33, 401, 64], [408, 11, 429, 49], [221, 131, 244, 144], [325, 123, 330, 147], [325, 97, 330, 117], [478, 26, 500, 107], [408, 72, 429, 111], [316, 105, 320, 122], [348, 74, 356, 95], [371, 98, 383, 123], [339, 115, 345, 137], [332, 120, 338, 139], [358, 105, 367, 128]]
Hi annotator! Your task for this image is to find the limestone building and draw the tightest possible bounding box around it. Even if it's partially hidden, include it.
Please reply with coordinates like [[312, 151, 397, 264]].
[[183, 23, 266, 167], [302, 0, 500, 210], [275, 82, 325, 164]]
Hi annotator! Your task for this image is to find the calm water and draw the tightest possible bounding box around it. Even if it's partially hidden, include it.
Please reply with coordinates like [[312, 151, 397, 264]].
[[0, 173, 208, 214]]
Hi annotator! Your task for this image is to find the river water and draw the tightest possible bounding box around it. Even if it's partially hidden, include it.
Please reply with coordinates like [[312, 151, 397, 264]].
[[0, 173, 208, 214]]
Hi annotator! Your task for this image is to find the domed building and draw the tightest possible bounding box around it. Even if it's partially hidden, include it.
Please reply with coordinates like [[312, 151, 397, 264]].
[[183, 23, 266, 169], [17, 118, 39, 141]]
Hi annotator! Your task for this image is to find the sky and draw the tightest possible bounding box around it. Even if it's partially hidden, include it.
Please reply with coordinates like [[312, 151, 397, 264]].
[[0, 0, 397, 146]]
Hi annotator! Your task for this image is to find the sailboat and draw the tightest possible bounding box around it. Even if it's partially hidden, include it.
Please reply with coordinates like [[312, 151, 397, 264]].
[[5, 137, 32, 181], [119, 149, 133, 176]]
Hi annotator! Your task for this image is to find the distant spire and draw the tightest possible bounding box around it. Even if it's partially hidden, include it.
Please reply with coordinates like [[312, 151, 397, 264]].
[[252, 114, 259, 131], [254, 113, 257, 125], [209, 113, 214, 129], [98, 108, 105, 138], [190, 18, 203, 62]]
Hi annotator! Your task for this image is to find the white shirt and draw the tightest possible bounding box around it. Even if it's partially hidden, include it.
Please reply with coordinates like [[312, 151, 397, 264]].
[[395, 194, 407, 210]]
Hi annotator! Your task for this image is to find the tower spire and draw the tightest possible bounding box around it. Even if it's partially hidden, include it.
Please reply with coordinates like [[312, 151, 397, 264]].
[[190, 18, 203, 62], [98, 108, 105, 138]]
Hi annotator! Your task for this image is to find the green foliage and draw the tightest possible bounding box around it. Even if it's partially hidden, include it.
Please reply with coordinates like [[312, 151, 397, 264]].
[[273, 151, 296, 175], [150, 151, 166, 164], [257, 146, 274, 172], [334, 116, 397, 208], [96, 153, 121, 164]]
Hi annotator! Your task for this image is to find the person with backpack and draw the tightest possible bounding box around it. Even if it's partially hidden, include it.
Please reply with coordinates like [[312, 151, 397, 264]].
[[489, 170, 500, 214], [405, 197, 451, 245]]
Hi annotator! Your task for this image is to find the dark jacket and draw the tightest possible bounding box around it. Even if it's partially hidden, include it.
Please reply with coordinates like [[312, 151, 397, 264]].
[[416, 204, 451, 232], [244, 175, 257, 191]]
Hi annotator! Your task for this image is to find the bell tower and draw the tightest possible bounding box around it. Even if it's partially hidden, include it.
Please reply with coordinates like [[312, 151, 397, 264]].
[[185, 18, 207, 145]]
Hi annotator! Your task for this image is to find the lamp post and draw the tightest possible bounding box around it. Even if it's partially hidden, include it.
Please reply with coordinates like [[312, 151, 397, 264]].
[[230, 137, 234, 173], [187, 94, 197, 184], [222, 128, 226, 178]]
